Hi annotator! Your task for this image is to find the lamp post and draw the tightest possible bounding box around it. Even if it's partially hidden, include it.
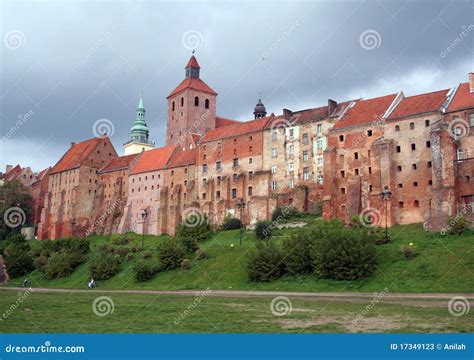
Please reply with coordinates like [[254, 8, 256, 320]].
[[70, 218, 76, 238], [379, 186, 392, 242], [141, 209, 148, 249], [236, 198, 246, 245]]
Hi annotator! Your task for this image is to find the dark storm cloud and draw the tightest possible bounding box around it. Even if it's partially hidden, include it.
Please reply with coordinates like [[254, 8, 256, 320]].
[[0, 0, 472, 170]]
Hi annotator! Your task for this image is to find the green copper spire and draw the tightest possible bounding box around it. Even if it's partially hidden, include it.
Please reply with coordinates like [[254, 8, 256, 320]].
[[129, 92, 151, 144]]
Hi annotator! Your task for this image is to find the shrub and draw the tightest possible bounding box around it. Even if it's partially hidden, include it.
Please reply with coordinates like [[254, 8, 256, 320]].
[[271, 205, 298, 222], [310, 220, 376, 281], [255, 220, 272, 240], [445, 216, 471, 235], [126, 253, 134, 261], [111, 235, 129, 246], [34, 255, 48, 272], [196, 248, 208, 260], [3, 242, 34, 278], [112, 246, 129, 257], [180, 259, 191, 270], [140, 250, 153, 259], [310, 202, 323, 217], [66, 238, 90, 255], [89, 252, 121, 280], [180, 236, 198, 254], [97, 243, 113, 253], [220, 215, 242, 231], [133, 261, 157, 282], [44, 252, 74, 279], [158, 239, 186, 270], [246, 242, 284, 282], [176, 213, 211, 242], [401, 244, 417, 259], [281, 233, 315, 274]]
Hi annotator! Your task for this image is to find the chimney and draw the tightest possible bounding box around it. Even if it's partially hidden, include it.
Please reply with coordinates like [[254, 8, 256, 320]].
[[283, 108, 293, 120], [71, 142, 76, 148], [469, 73, 474, 93], [5, 165, 12, 173], [328, 99, 338, 117]]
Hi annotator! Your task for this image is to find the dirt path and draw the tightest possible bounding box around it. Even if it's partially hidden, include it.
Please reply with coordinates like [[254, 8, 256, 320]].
[[1, 287, 472, 307]]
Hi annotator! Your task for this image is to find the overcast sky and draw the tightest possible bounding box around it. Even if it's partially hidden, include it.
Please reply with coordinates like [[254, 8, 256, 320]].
[[0, 0, 473, 172]]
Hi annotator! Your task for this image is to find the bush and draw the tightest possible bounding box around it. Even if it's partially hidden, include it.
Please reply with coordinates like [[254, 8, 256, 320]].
[[44, 252, 74, 279], [281, 233, 315, 274], [271, 205, 298, 222], [180, 259, 191, 270], [310, 202, 323, 217], [126, 253, 134, 261], [311, 220, 376, 281], [133, 261, 158, 282], [3, 242, 34, 278], [34, 255, 48, 272], [158, 239, 186, 270], [246, 242, 284, 282], [140, 250, 153, 259], [176, 213, 211, 242], [111, 235, 129, 246], [445, 216, 471, 235], [255, 220, 272, 240], [65, 238, 90, 255], [97, 243, 113, 253], [220, 215, 242, 231], [180, 236, 198, 254], [196, 248, 208, 260], [401, 244, 417, 259], [89, 252, 121, 280]]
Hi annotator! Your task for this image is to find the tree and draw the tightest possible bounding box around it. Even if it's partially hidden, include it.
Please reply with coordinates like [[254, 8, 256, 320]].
[[0, 180, 33, 240]]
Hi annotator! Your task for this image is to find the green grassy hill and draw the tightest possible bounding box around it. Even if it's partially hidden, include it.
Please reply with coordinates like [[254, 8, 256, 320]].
[[4, 219, 474, 293]]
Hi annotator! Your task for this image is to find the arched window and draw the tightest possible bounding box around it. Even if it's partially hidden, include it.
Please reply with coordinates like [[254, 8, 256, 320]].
[[194, 96, 199, 107], [172, 101, 175, 111], [181, 97, 184, 107], [205, 99, 210, 109], [395, 125, 400, 132]]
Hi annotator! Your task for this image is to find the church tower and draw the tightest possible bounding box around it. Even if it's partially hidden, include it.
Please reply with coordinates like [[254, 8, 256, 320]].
[[123, 93, 155, 155], [254, 98, 267, 119], [166, 54, 217, 149]]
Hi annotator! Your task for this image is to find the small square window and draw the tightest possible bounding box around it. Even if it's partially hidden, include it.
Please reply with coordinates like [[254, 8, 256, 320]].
[[398, 183, 403, 188], [426, 141, 431, 148], [367, 129, 373, 137], [354, 152, 359, 160], [425, 119, 430, 127], [412, 164, 417, 170], [396, 145, 401, 153], [339, 135, 344, 142], [413, 181, 418, 187], [427, 161, 432, 168]]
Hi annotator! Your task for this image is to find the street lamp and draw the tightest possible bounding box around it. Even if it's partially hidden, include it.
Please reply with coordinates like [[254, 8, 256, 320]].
[[379, 186, 392, 242], [236, 198, 246, 245], [70, 218, 76, 238], [141, 209, 148, 249]]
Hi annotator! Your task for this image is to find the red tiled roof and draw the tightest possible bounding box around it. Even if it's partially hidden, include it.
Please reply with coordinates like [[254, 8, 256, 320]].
[[186, 55, 200, 69], [167, 148, 197, 168], [447, 82, 474, 112], [49, 137, 104, 175], [216, 116, 241, 128], [99, 154, 138, 173], [333, 94, 397, 130], [130, 145, 176, 175], [291, 100, 356, 125], [31, 167, 50, 184], [167, 78, 217, 98], [200, 116, 272, 143], [3, 165, 22, 181], [388, 89, 449, 119]]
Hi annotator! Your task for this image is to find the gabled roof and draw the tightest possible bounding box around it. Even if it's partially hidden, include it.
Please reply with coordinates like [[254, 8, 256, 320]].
[[292, 100, 354, 125], [99, 154, 138, 174], [2, 165, 22, 181], [200, 116, 272, 143], [333, 94, 397, 130], [31, 167, 50, 185], [216, 116, 241, 128], [130, 145, 176, 175], [447, 82, 474, 112], [388, 89, 449, 119], [167, 148, 197, 169], [49, 137, 106, 175], [167, 78, 217, 98]]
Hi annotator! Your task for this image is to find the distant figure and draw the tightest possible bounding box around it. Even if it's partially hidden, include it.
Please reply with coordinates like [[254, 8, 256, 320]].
[[22, 278, 29, 287], [88, 278, 96, 289]]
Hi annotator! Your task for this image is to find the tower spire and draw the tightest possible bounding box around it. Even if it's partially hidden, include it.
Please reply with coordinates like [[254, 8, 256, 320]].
[[123, 92, 155, 155], [254, 97, 267, 119], [185, 54, 200, 79]]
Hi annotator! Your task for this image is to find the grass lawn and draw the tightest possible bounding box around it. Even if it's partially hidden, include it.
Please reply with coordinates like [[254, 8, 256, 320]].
[[4, 219, 474, 293], [0, 290, 472, 333]]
